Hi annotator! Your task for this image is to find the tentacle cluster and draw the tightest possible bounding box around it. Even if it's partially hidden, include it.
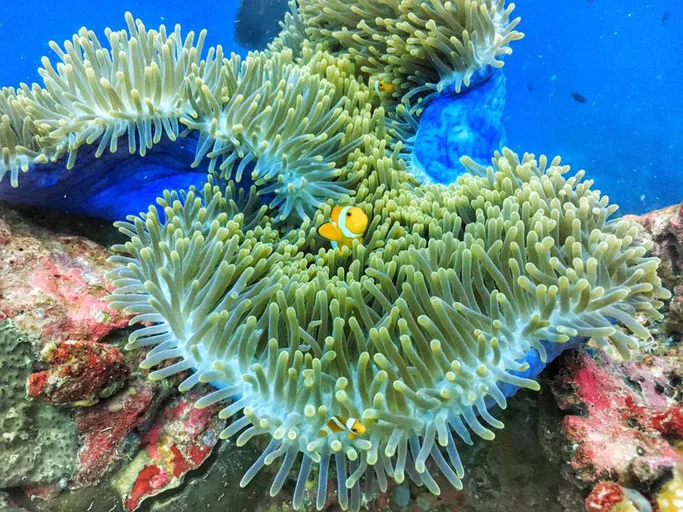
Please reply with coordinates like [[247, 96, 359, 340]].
[[108, 149, 669, 511], [0, 88, 47, 186], [0, 13, 386, 223], [181, 49, 381, 220], [19, 13, 207, 169], [2, 3, 522, 220], [280, 0, 524, 101]]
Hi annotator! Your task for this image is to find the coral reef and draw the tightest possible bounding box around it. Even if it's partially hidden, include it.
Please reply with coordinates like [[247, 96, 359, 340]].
[[584, 481, 653, 512], [547, 348, 683, 512], [624, 203, 683, 333], [112, 391, 225, 511], [0, 321, 79, 488], [0, 204, 130, 343], [0, 4, 677, 512], [0, 492, 27, 512], [27, 339, 129, 405], [0, 201, 677, 512], [551, 350, 682, 487], [108, 148, 668, 510], [73, 379, 156, 487]]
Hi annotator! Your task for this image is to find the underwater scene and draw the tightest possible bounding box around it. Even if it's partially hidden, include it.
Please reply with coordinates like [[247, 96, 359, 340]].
[[0, 0, 681, 511]]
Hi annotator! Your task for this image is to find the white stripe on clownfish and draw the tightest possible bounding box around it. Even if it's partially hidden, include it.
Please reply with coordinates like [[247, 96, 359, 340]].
[[337, 206, 360, 239]]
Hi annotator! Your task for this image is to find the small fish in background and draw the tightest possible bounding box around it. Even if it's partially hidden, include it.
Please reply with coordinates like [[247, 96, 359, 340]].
[[527, 82, 535, 93], [571, 91, 588, 104], [317, 206, 368, 249], [661, 11, 671, 25], [318, 416, 367, 440], [371, 76, 395, 95]]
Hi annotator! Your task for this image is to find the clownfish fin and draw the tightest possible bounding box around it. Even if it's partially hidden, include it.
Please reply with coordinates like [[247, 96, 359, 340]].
[[330, 206, 344, 223], [317, 222, 342, 242]]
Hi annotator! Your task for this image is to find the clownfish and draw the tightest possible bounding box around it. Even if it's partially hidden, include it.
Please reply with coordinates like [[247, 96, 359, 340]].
[[318, 416, 367, 440], [371, 76, 395, 95], [317, 206, 368, 249]]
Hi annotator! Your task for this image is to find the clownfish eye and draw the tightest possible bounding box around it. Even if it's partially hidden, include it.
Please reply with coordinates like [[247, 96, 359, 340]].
[[347, 212, 351, 216]]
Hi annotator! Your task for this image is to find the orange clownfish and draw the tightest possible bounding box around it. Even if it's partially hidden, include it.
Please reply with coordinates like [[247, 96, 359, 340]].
[[371, 77, 395, 95], [317, 206, 368, 249], [318, 416, 367, 440]]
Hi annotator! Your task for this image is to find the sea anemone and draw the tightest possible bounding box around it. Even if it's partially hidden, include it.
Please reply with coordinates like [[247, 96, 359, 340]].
[[1, 4, 513, 221], [181, 48, 380, 221], [0, 13, 384, 223], [107, 148, 668, 511], [0, 87, 47, 187], [282, 0, 524, 101]]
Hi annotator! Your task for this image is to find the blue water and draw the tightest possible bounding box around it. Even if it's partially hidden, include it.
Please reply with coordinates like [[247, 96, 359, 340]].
[[1, 0, 680, 214], [504, 1, 683, 214], [0, 1, 248, 85]]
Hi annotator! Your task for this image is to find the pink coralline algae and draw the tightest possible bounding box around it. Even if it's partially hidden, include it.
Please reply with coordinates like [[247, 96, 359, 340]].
[[584, 481, 654, 512], [552, 349, 683, 489], [0, 206, 130, 345], [113, 391, 226, 511], [72, 380, 155, 486], [27, 339, 129, 405]]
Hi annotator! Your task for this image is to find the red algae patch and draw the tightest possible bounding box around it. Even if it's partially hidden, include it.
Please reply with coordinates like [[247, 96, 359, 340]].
[[112, 390, 226, 511], [72, 380, 155, 486], [28, 339, 129, 405]]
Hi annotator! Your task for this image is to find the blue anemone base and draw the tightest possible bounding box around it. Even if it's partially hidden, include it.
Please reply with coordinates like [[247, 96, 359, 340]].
[[413, 68, 507, 183], [0, 135, 209, 220]]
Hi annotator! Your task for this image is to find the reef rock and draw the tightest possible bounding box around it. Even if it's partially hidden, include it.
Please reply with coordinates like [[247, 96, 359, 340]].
[[112, 390, 226, 511], [0, 321, 79, 488], [73, 379, 157, 487], [549, 348, 683, 508], [27, 339, 129, 406], [624, 203, 683, 333], [0, 205, 130, 345]]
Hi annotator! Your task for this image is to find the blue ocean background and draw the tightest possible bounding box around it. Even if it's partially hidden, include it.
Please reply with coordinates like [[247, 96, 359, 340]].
[[0, 0, 680, 214]]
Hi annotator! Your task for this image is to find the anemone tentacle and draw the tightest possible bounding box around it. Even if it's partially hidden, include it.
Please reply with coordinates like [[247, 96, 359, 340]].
[[0, 87, 48, 186]]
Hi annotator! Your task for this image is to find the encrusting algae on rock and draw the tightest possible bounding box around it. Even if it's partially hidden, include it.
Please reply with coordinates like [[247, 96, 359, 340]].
[[0, 1, 674, 511]]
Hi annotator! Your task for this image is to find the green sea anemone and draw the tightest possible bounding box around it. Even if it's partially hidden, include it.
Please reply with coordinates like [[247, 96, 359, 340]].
[[19, 12, 208, 169], [0, 13, 387, 223], [279, 0, 524, 101], [181, 48, 381, 221], [2, 2, 518, 222], [108, 148, 668, 511]]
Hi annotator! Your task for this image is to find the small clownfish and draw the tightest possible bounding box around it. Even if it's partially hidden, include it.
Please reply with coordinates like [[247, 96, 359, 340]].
[[371, 76, 395, 95], [318, 416, 367, 440], [317, 206, 368, 249]]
